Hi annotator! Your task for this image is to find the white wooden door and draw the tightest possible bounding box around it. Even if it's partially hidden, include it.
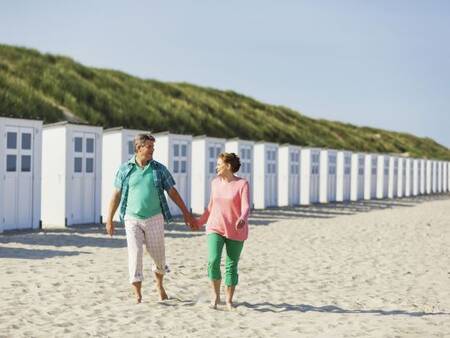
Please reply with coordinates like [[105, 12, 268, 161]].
[[328, 153, 337, 202], [371, 158, 377, 198], [206, 142, 223, 205], [402, 162, 407, 196], [357, 157, 365, 199], [417, 163, 422, 195], [343, 155, 351, 201], [383, 158, 389, 198], [71, 132, 96, 225], [289, 150, 300, 205], [310, 152, 320, 203], [170, 141, 189, 215], [239, 145, 253, 203], [265, 148, 277, 207], [2, 127, 34, 230], [410, 163, 414, 195]]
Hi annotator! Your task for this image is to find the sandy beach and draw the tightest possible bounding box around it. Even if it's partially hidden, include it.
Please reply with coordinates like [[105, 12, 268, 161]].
[[1, 195, 450, 338]]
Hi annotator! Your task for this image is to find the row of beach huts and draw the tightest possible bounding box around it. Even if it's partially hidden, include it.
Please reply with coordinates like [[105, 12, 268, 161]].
[[0, 117, 449, 233]]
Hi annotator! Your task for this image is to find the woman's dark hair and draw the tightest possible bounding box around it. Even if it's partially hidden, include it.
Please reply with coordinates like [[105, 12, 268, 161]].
[[219, 152, 241, 173]]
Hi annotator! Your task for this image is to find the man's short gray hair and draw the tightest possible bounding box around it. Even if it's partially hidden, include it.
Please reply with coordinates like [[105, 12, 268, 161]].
[[134, 133, 155, 153]]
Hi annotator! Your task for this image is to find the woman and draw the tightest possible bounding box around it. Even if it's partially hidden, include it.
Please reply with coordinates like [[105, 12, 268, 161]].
[[196, 152, 250, 310]]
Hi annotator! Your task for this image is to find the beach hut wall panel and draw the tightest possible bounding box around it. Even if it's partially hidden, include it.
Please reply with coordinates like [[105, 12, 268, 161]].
[[388, 157, 398, 199], [404, 159, 411, 197], [412, 159, 420, 196], [336, 151, 352, 202], [419, 159, 426, 194], [350, 153, 365, 201], [225, 139, 254, 207], [0, 118, 42, 232], [425, 160, 432, 194], [319, 149, 337, 203], [376, 155, 389, 199], [437, 161, 443, 193], [443, 162, 448, 192], [362, 154, 372, 200], [397, 158, 405, 198], [191, 137, 225, 214], [278, 145, 301, 207], [153, 132, 192, 216], [253, 142, 278, 209], [101, 128, 150, 222], [41, 122, 102, 228], [432, 161, 438, 193], [299, 148, 318, 205]]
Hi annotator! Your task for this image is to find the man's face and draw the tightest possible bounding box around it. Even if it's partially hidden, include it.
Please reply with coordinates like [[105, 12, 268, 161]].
[[137, 140, 155, 160]]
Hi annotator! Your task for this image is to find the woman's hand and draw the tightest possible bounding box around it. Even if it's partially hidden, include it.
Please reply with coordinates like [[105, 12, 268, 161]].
[[235, 219, 245, 230]]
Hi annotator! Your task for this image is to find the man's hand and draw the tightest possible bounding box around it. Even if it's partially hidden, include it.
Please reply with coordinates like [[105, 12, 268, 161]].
[[235, 219, 245, 230], [183, 212, 198, 230], [106, 220, 115, 237]]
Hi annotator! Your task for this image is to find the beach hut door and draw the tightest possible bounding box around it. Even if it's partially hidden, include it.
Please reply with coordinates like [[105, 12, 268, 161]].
[[290, 151, 300, 205], [265, 149, 277, 206], [328, 154, 337, 201], [371, 158, 377, 198], [357, 157, 365, 199], [310, 153, 320, 203], [206, 142, 223, 204], [71, 132, 96, 224], [170, 140, 189, 214], [2, 126, 34, 230]]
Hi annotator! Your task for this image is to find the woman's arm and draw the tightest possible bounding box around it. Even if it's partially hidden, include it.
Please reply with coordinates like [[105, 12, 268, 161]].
[[197, 183, 214, 226], [235, 181, 250, 229]]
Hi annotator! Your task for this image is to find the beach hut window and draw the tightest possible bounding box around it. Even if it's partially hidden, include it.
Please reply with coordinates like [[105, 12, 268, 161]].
[[181, 144, 187, 157], [181, 160, 187, 173], [174, 144, 179, 157], [371, 159, 377, 175], [86, 158, 94, 173], [86, 138, 94, 153], [128, 140, 134, 155], [209, 147, 214, 158], [358, 158, 365, 175], [6, 154, 16, 172], [173, 160, 179, 173], [21, 133, 32, 150], [7, 132, 17, 149], [74, 137, 83, 152], [74, 157, 82, 173], [209, 161, 215, 174], [21, 155, 31, 172]]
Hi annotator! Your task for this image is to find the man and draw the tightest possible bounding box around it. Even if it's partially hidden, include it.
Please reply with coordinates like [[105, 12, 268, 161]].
[[105, 133, 195, 303]]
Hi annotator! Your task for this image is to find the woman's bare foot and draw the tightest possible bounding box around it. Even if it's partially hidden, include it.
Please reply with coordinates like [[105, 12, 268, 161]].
[[226, 302, 236, 311], [209, 296, 220, 309], [157, 286, 168, 301], [136, 296, 142, 304]]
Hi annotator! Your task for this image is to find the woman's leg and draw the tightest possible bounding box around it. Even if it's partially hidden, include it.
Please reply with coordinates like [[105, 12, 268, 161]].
[[224, 239, 244, 309], [207, 233, 225, 308]]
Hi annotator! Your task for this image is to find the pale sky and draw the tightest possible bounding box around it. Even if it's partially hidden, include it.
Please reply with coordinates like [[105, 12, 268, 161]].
[[1, 0, 449, 147]]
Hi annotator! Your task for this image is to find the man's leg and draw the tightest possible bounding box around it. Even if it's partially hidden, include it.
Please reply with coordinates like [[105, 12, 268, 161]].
[[207, 233, 225, 309], [224, 238, 244, 309], [125, 219, 145, 303], [143, 214, 167, 300]]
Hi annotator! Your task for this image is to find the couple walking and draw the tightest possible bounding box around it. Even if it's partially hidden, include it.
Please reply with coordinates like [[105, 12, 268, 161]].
[[105, 133, 250, 310]]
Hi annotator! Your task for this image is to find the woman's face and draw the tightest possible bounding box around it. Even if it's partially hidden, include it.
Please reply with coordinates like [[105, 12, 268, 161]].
[[216, 157, 232, 176]]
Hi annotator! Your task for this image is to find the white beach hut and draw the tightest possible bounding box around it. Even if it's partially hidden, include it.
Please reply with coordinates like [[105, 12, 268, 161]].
[[253, 142, 278, 209], [376, 155, 389, 199], [225, 138, 254, 207], [0, 117, 42, 233], [300, 148, 322, 205], [319, 149, 338, 203], [101, 127, 150, 222], [350, 153, 366, 201], [336, 150, 352, 202], [41, 122, 102, 228], [191, 136, 225, 214], [278, 144, 301, 207], [152, 132, 192, 216]]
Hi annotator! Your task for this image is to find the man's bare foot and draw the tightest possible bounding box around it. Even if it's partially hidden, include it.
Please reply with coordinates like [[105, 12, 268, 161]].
[[157, 286, 168, 301], [209, 296, 220, 310], [136, 296, 142, 304]]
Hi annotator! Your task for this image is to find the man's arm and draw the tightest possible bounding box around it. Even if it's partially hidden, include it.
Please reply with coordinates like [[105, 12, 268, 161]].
[[105, 189, 121, 236], [166, 187, 196, 229]]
